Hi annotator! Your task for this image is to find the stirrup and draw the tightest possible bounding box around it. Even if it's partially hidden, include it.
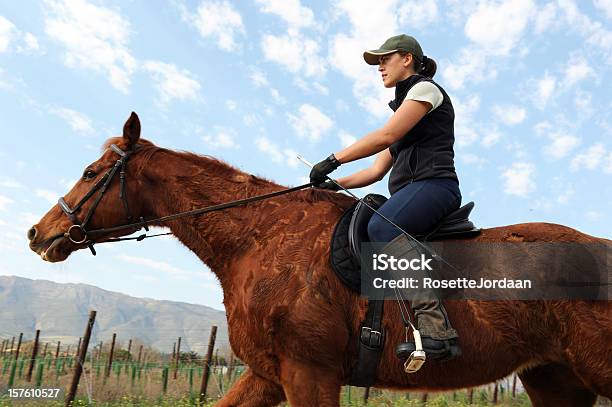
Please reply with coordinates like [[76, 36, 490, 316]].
[[395, 330, 426, 373], [396, 335, 461, 363]]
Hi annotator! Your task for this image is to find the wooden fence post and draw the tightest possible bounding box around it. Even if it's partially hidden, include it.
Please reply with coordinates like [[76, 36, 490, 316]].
[[198, 326, 217, 406], [9, 336, 15, 356], [105, 333, 116, 378], [75, 337, 81, 358], [137, 345, 143, 366], [26, 329, 40, 382], [65, 311, 96, 407], [55, 341, 61, 362], [174, 336, 181, 379]]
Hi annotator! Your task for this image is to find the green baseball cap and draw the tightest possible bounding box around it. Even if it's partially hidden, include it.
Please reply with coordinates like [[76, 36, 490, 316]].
[[363, 34, 423, 65]]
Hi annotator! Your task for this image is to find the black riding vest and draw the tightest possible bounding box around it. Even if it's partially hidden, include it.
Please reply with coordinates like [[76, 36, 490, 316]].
[[387, 74, 458, 195]]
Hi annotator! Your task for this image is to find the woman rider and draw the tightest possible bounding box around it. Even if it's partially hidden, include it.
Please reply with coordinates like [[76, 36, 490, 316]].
[[309, 34, 462, 361]]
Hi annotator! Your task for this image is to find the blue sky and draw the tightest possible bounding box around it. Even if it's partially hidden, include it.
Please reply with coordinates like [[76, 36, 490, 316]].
[[0, 0, 611, 311]]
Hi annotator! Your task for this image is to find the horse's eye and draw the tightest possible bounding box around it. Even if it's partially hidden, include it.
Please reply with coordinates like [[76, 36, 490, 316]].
[[83, 169, 96, 180]]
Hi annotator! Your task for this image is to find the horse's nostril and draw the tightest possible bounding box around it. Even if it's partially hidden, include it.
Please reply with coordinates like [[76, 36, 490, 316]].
[[27, 226, 37, 241]]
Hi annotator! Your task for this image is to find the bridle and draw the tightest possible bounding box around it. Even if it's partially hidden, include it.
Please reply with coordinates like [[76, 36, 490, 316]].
[[57, 143, 312, 256], [58, 144, 137, 254]]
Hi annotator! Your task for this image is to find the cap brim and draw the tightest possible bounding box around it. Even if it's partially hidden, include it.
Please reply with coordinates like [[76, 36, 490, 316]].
[[363, 49, 398, 65]]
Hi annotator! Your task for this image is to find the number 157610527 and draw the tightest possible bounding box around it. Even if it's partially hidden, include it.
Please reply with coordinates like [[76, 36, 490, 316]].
[[6, 388, 62, 399]]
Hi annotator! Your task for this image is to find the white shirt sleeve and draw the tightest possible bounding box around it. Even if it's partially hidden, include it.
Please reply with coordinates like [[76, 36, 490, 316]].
[[403, 81, 444, 113]]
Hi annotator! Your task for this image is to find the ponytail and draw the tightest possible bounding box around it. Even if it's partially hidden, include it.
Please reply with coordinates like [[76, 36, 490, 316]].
[[418, 55, 437, 78]]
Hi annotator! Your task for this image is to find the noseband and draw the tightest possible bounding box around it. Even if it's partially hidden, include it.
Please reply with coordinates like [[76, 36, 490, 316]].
[[58, 144, 135, 254]]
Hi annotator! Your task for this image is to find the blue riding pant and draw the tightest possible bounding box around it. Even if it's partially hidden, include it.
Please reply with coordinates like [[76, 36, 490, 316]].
[[367, 178, 461, 243]]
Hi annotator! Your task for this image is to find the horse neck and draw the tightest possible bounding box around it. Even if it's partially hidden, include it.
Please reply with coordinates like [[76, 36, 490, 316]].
[[142, 149, 282, 272]]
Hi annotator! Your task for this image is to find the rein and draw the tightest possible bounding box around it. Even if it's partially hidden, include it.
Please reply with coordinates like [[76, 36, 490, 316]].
[[58, 143, 313, 255]]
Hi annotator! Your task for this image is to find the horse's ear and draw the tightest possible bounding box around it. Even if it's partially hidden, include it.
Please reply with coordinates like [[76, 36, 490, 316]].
[[123, 112, 141, 147]]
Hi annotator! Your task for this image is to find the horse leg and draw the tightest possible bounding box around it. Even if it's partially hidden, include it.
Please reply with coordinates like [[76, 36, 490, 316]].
[[561, 303, 612, 400], [278, 359, 342, 407], [518, 363, 597, 407], [215, 368, 286, 407]]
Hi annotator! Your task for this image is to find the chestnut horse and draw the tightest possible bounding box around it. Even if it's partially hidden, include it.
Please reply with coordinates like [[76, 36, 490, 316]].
[[29, 113, 611, 406]]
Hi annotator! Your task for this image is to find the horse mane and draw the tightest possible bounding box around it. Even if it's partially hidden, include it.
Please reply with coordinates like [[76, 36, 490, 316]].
[[101, 137, 356, 209]]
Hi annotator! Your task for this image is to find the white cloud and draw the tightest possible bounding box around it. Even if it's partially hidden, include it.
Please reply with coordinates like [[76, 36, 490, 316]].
[[183, 0, 245, 52], [501, 162, 536, 197], [534, 2, 558, 34], [287, 104, 333, 142], [594, 0, 612, 20], [255, 0, 315, 28], [202, 127, 240, 149], [492, 104, 527, 125], [557, 0, 612, 63], [19, 32, 40, 53], [532, 72, 556, 109], [249, 67, 270, 87], [0, 15, 40, 54], [604, 152, 612, 173], [452, 93, 480, 147], [225, 100, 237, 111], [481, 130, 502, 148], [44, 0, 136, 93], [269, 88, 286, 104], [255, 136, 283, 162], [254, 136, 298, 167], [461, 153, 488, 167], [464, 0, 535, 56], [543, 133, 581, 159], [0, 178, 24, 188], [535, 122, 581, 159], [243, 113, 262, 128], [338, 131, 356, 148], [441, 51, 492, 91], [0, 194, 13, 211], [398, 1, 438, 29], [35, 189, 59, 204], [142, 61, 200, 105], [0, 15, 15, 52], [49, 107, 94, 135], [570, 143, 606, 171], [573, 91, 593, 118], [261, 32, 326, 77], [563, 60, 594, 88], [556, 184, 574, 204], [442, 0, 537, 90]]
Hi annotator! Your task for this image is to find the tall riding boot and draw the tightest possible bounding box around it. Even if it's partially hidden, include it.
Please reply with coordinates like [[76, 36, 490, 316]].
[[381, 233, 461, 361]]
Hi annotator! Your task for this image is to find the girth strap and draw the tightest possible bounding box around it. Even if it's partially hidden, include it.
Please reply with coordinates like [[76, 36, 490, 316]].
[[349, 297, 385, 387]]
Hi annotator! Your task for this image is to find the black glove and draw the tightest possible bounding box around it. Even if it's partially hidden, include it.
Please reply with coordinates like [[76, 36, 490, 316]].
[[316, 180, 342, 191], [309, 154, 340, 185]]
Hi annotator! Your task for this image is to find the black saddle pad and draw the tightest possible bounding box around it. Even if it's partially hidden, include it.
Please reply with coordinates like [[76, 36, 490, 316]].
[[330, 201, 361, 292]]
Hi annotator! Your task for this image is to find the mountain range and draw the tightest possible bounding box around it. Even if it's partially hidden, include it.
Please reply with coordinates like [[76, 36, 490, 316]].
[[0, 275, 228, 355]]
